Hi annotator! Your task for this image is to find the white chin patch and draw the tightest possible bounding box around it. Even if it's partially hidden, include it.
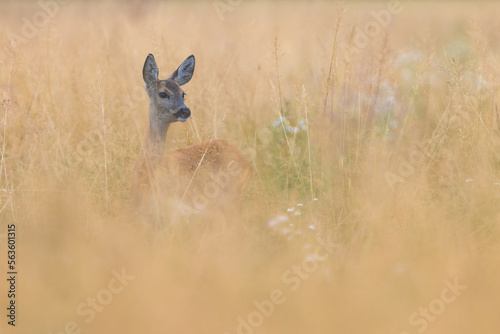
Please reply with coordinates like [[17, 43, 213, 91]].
[[177, 117, 189, 122]]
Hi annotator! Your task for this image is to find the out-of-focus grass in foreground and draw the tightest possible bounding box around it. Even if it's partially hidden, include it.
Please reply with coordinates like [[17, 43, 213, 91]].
[[1, 1, 500, 333]]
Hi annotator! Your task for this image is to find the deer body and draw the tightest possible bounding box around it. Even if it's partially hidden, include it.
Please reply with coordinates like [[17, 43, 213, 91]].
[[133, 54, 252, 215]]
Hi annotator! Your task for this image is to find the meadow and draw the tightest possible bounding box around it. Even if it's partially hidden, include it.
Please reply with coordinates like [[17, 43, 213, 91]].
[[1, 0, 500, 333]]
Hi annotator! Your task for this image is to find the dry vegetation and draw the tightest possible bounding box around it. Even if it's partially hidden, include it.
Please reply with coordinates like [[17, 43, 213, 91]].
[[2, 1, 500, 333]]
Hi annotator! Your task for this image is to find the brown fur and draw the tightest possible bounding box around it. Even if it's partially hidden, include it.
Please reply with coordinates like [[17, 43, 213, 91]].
[[133, 139, 253, 215]]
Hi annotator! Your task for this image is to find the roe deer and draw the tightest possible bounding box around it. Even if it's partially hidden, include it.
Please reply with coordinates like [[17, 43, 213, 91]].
[[133, 54, 252, 217]]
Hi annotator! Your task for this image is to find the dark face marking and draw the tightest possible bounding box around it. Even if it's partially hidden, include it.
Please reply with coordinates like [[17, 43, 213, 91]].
[[152, 79, 190, 123]]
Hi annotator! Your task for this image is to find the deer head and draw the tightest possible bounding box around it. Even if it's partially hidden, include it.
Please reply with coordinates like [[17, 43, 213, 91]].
[[142, 54, 195, 156]]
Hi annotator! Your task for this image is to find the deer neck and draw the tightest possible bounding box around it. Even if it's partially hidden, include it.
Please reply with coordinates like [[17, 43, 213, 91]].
[[146, 102, 171, 160]]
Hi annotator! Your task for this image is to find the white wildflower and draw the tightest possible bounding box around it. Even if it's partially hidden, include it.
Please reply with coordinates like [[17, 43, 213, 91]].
[[285, 126, 300, 134], [267, 215, 289, 228], [298, 119, 307, 131], [273, 116, 287, 128]]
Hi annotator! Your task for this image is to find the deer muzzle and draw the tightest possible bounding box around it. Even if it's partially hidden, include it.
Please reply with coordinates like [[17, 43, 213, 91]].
[[174, 107, 191, 122]]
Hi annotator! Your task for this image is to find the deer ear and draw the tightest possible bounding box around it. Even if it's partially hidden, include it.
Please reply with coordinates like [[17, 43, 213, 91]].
[[143, 54, 159, 86], [169, 55, 195, 86]]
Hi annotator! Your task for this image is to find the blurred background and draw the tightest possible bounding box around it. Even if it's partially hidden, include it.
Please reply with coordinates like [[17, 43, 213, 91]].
[[1, 0, 500, 333]]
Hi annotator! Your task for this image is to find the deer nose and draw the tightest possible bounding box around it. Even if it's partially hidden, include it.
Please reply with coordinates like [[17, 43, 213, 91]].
[[174, 107, 191, 121]]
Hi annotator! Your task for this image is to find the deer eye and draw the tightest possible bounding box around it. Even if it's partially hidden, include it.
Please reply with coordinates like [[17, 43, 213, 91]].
[[159, 92, 169, 99]]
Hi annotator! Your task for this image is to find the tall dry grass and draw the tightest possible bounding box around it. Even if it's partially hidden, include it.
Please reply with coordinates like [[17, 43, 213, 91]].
[[1, 1, 500, 333]]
